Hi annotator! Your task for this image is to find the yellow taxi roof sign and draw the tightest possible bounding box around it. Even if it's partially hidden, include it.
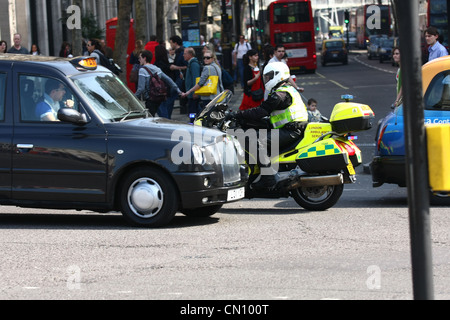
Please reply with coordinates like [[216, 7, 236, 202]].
[[70, 57, 97, 70]]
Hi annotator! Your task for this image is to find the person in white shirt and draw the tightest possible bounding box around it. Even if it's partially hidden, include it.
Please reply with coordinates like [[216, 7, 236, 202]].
[[265, 45, 304, 100], [425, 26, 448, 61], [233, 35, 252, 88]]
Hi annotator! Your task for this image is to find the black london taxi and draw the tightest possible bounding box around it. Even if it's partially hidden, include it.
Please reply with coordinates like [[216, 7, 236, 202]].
[[0, 54, 247, 227]]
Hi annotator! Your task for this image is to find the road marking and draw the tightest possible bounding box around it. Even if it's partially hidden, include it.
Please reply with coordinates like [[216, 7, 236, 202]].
[[316, 72, 326, 79], [329, 79, 349, 90], [299, 82, 328, 86], [307, 71, 349, 89], [353, 54, 396, 74]]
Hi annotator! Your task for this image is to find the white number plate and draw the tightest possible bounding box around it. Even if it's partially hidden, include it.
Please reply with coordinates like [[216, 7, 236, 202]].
[[227, 187, 245, 201], [286, 48, 307, 58]]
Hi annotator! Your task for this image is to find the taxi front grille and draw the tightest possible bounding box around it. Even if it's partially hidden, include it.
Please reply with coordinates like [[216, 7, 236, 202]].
[[216, 138, 241, 185]]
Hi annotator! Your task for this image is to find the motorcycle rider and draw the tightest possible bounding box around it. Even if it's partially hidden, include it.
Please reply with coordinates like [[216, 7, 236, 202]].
[[234, 62, 308, 189]]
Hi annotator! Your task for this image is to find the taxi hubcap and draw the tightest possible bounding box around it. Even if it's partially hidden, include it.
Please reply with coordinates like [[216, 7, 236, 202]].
[[128, 178, 164, 218]]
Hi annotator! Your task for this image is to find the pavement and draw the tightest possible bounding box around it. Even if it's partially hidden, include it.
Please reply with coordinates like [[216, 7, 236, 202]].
[[170, 86, 244, 123]]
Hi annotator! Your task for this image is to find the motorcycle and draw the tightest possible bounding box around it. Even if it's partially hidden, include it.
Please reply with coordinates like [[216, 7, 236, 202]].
[[194, 90, 375, 211]]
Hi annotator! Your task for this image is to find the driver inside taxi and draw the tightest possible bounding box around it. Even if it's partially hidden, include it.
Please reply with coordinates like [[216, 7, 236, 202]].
[[35, 79, 74, 121]]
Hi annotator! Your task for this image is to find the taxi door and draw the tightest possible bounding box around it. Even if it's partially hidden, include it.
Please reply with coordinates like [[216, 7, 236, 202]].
[[0, 64, 12, 199], [11, 64, 108, 203]]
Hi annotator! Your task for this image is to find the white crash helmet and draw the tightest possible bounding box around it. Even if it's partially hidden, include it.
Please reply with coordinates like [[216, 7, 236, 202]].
[[263, 62, 290, 92]]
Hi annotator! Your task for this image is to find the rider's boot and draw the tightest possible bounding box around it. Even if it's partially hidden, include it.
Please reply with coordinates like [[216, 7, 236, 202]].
[[251, 173, 278, 189], [251, 162, 279, 189]]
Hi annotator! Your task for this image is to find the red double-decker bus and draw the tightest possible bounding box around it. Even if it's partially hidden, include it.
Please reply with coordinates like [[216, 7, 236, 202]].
[[355, 4, 391, 49], [265, 0, 317, 73]]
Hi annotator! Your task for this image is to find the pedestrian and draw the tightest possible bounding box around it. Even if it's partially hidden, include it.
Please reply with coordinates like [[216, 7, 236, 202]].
[[30, 44, 40, 56], [169, 35, 188, 113], [144, 35, 159, 64], [135, 50, 183, 116], [425, 26, 448, 61], [181, 49, 223, 109], [307, 98, 322, 122], [262, 45, 274, 74], [183, 47, 201, 122], [129, 39, 144, 91], [59, 42, 72, 57], [7, 33, 29, 54], [155, 44, 178, 119], [168, 47, 176, 64], [239, 49, 264, 110], [392, 47, 403, 107], [87, 39, 118, 74], [101, 39, 114, 59], [267, 45, 303, 97], [0, 40, 8, 54], [202, 43, 216, 60], [86, 39, 106, 65], [233, 35, 252, 88]]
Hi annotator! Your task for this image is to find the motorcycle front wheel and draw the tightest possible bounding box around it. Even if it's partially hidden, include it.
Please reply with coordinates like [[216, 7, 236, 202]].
[[291, 184, 344, 211]]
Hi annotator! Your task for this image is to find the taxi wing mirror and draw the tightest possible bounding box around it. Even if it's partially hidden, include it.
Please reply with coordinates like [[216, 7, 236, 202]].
[[58, 107, 88, 125]]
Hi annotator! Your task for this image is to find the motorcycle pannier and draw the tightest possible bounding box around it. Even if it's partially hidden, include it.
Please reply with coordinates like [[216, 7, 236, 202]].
[[296, 139, 349, 173], [330, 102, 375, 133]]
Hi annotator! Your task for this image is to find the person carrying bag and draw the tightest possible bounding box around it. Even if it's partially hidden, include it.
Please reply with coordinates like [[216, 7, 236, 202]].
[[239, 49, 264, 110], [135, 50, 183, 116], [182, 50, 223, 108]]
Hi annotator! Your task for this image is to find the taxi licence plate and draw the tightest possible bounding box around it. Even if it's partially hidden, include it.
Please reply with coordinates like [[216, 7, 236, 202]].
[[227, 187, 245, 201], [347, 163, 355, 175]]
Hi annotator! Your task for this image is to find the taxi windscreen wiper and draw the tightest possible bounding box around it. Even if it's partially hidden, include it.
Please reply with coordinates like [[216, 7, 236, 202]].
[[118, 110, 147, 122]]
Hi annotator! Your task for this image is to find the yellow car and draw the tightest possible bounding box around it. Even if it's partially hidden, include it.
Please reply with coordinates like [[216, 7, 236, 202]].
[[321, 39, 348, 66]]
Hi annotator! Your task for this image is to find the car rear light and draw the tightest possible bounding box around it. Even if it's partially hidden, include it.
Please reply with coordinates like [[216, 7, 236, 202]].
[[377, 125, 387, 151]]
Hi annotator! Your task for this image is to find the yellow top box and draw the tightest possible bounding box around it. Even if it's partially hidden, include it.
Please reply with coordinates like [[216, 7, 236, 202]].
[[179, 0, 200, 4], [330, 102, 374, 122]]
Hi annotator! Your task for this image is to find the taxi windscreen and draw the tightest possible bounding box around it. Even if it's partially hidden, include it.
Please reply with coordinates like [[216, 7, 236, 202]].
[[424, 71, 450, 110], [73, 73, 147, 121]]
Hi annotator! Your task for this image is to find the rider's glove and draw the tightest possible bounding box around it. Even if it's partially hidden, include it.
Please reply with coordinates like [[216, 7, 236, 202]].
[[225, 111, 237, 121]]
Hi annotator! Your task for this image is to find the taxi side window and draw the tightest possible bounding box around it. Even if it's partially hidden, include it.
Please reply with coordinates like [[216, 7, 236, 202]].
[[20, 75, 39, 121], [20, 75, 78, 122], [0, 73, 5, 121]]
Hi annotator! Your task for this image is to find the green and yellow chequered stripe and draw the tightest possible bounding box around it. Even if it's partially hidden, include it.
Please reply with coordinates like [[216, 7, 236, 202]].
[[298, 142, 341, 159]]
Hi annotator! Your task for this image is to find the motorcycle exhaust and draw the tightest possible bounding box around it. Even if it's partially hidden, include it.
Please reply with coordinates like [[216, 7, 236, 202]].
[[288, 173, 344, 189]]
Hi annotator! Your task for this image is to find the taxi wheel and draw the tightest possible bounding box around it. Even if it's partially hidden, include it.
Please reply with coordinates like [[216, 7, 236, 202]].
[[119, 167, 179, 227], [181, 205, 223, 217], [430, 191, 450, 206], [291, 184, 344, 211]]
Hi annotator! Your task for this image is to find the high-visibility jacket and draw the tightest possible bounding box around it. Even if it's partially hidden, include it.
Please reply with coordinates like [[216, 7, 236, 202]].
[[270, 85, 308, 129]]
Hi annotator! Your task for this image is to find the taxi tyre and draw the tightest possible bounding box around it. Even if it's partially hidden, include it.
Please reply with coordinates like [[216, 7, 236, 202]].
[[430, 191, 450, 206], [181, 204, 223, 217], [119, 167, 179, 227], [291, 184, 344, 211]]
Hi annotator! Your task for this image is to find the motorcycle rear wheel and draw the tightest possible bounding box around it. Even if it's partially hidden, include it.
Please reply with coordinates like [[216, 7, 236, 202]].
[[291, 184, 344, 211]]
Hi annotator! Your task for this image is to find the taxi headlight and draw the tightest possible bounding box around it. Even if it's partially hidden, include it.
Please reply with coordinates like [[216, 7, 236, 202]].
[[192, 144, 204, 164], [232, 136, 245, 161], [203, 145, 216, 165]]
